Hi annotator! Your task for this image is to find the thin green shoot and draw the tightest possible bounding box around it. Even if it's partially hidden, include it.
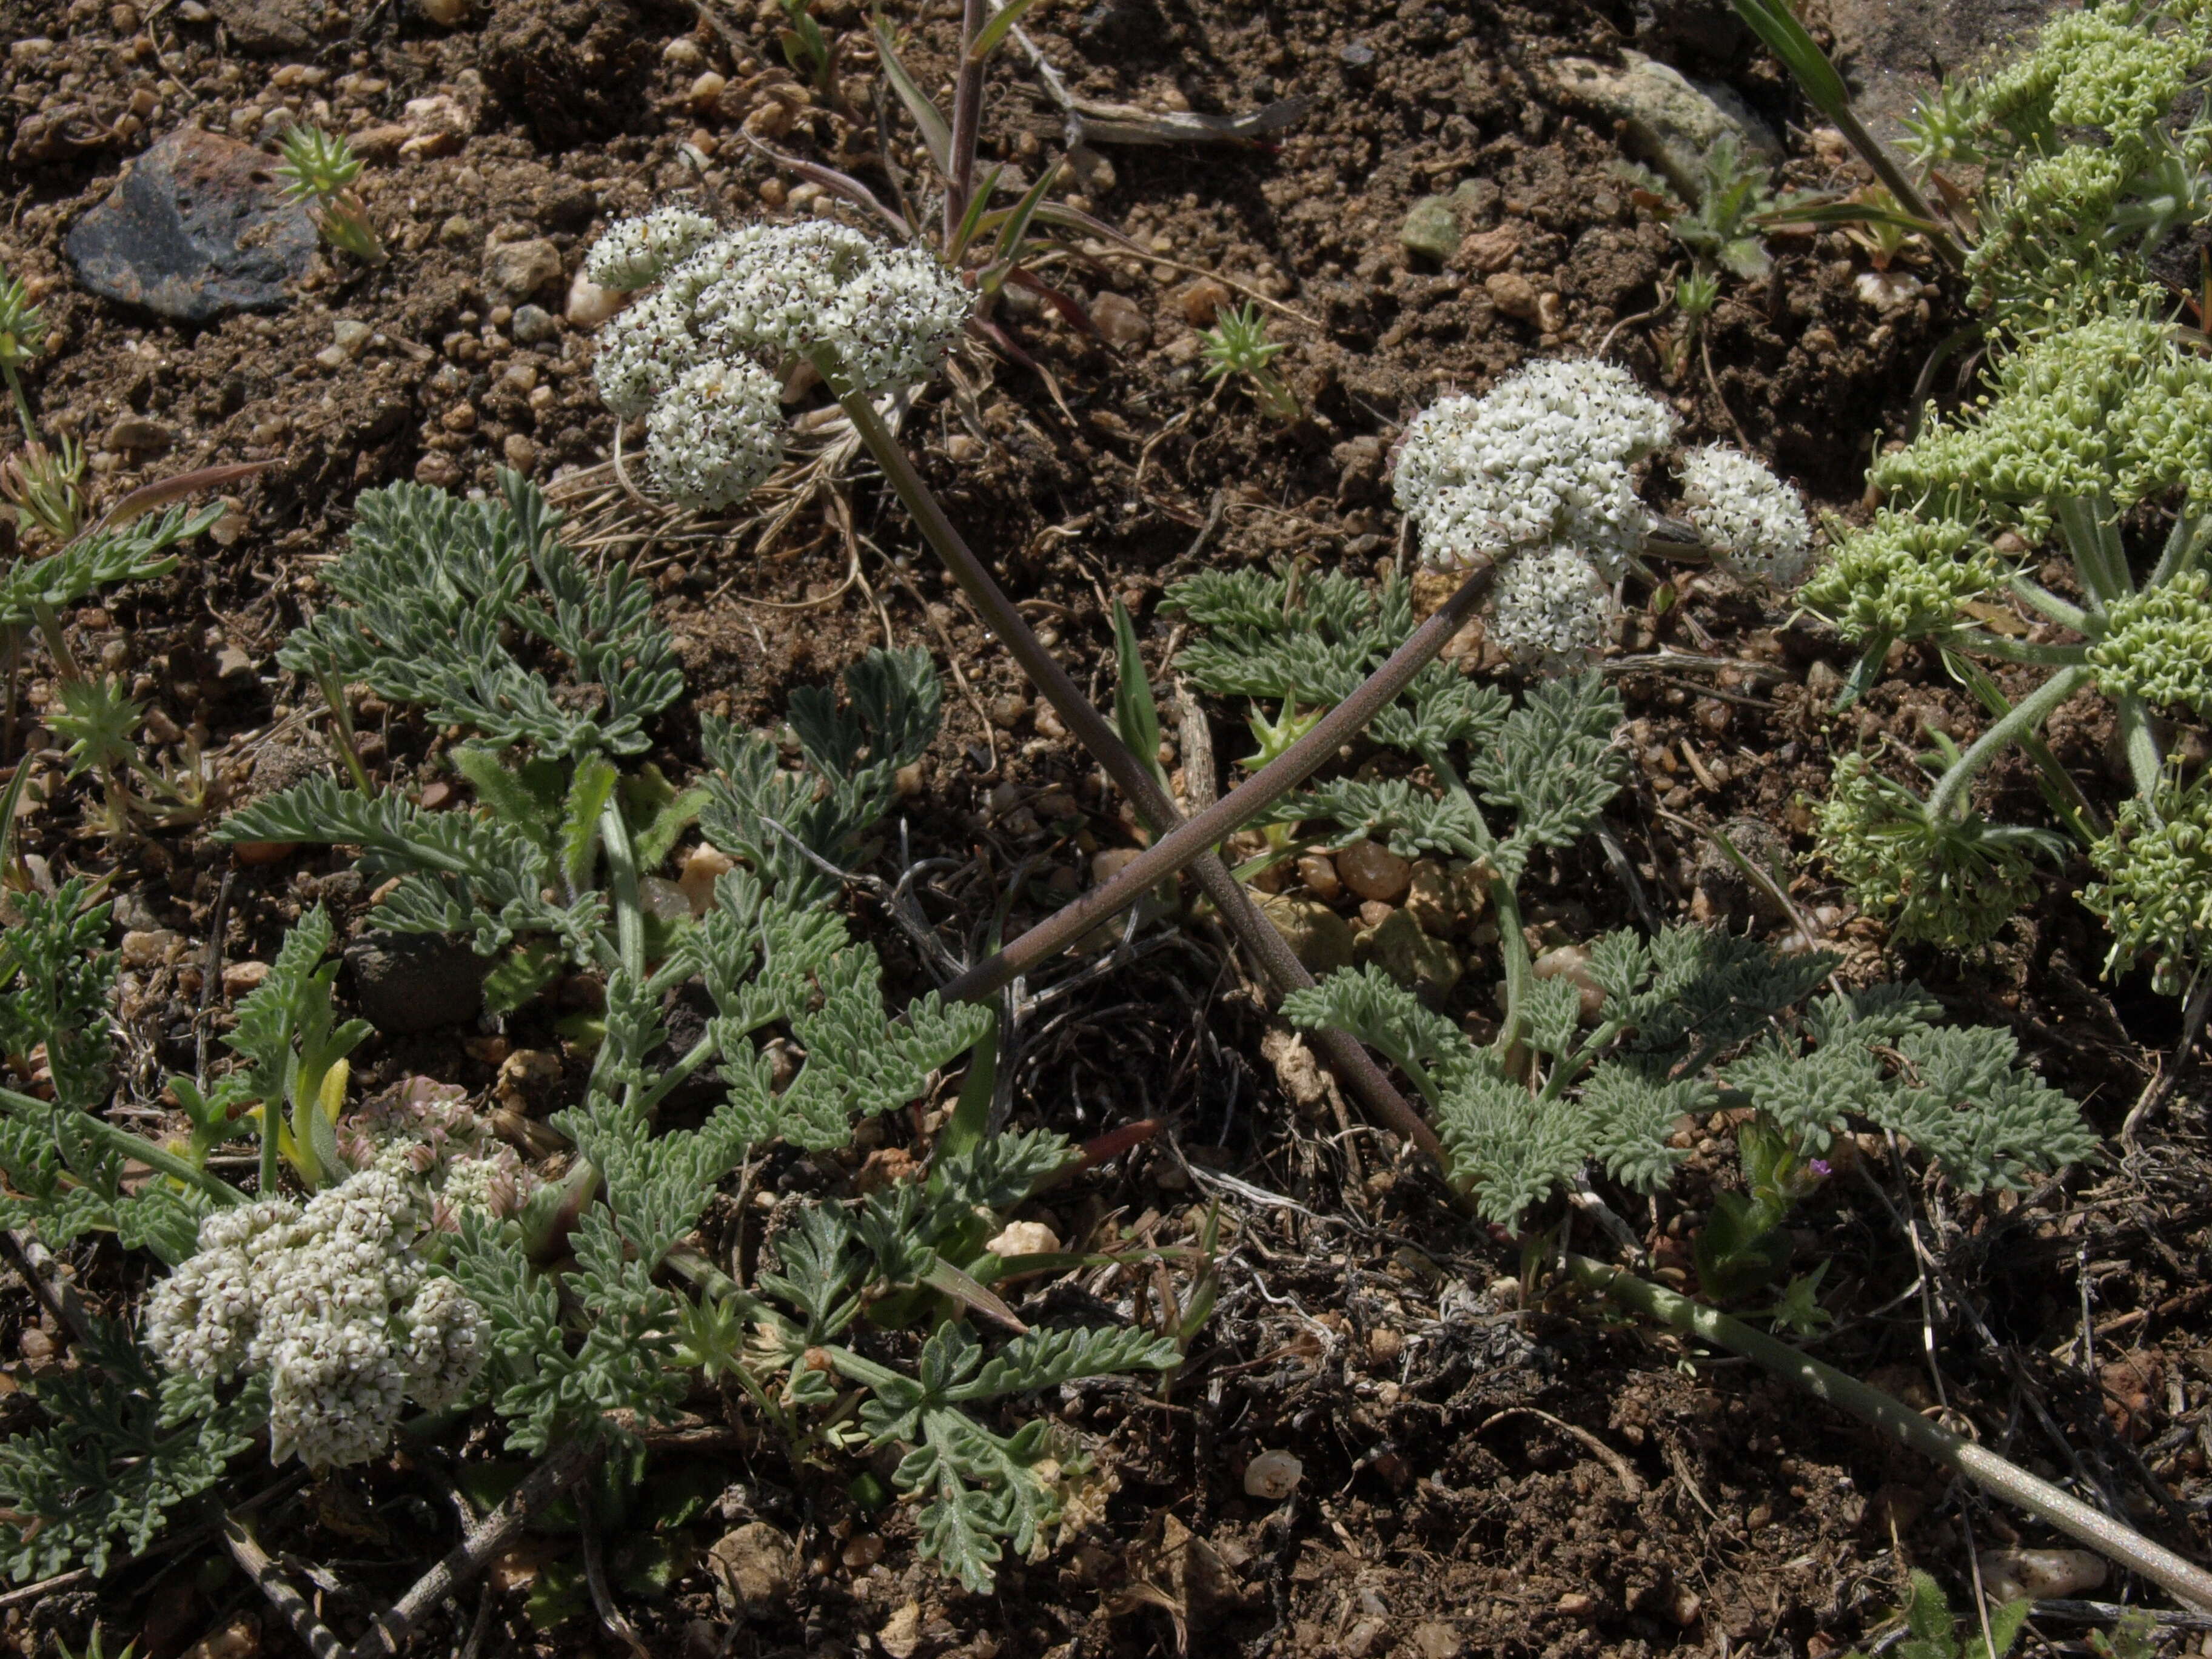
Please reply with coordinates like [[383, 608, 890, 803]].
[[1199, 303, 1300, 423], [276, 125, 384, 263]]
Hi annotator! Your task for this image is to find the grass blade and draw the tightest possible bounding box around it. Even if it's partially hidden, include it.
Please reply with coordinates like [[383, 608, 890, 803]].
[[968, 0, 1042, 62], [873, 13, 951, 173]]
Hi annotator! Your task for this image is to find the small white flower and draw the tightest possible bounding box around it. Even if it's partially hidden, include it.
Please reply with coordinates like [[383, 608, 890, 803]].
[[593, 289, 705, 421], [585, 209, 722, 292], [1675, 443, 1814, 585], [399, 1275, 488, 1409], [144, 1169, 486, 1470], [687, 222, 971, 392], [1488, 544, 1616, 668], [1393, 360, 1676, 578], [646, 358, 786, 511]]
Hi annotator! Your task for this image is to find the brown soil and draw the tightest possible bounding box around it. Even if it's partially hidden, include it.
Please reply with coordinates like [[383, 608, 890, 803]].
[[4, 0, 2210, 1656]]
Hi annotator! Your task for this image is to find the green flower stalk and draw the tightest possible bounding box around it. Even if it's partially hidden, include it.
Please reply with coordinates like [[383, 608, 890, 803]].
[[2084, 768, 2212, 993], [1815, 751, 2068, 951], [276, 124, 384, 263], [1802, 313, 2212, 969]]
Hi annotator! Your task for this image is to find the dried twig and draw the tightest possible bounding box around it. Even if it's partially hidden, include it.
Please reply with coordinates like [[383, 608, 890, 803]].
[[1478, 1406, 1644, 1498], [348, 1436, 602, 1659], [226, 1517, 346, 1659]]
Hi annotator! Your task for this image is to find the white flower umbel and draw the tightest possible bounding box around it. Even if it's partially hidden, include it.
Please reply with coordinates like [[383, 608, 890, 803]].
[[144, 1169, 486, 1470], [1677, 444, 1814, 585], [685, 221, 971, 392], [646, 358, 785, 511], [580, 213, 971, 513], [1395, 360, 1677, 577], [593, 289, 705, 421], [1489, 543, 1616, 668], [583, 208, 721, 292]]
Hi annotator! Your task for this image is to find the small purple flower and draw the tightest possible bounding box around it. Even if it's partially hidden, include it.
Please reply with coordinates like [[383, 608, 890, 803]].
[[1809, 1159, 1832, 1178]]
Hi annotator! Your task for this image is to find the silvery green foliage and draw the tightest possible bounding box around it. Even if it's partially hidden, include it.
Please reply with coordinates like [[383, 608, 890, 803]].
[[0, 1316, 265, 1581], [144, 1170, 486, 1470], [586, 216, 971, 509], [1167, 566, 1626, 883], [646, 358, 786, 511], [1285, 929, 2094, 1226], [226, 475, 706, 1004], [699, 643, 944, 905], [275, 471, 682, 762], [0, 880, 214, 1264], [1676, 443, 1814, 585], [0, 504, 216, 631], [584, 207, 721, 291], [443, 865, 993, 1455], [684, 1130, 1180, 1594]]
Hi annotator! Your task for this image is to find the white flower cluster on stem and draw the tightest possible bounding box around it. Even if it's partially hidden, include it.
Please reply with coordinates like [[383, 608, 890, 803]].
[[586, 212, 972, 511], [1395, 359, 1677, 580], [144, 1170, 486, 1470], [1393, 358, 1814, 669], [1676, 443, 1814, 585], [581, 207, 720, 293]]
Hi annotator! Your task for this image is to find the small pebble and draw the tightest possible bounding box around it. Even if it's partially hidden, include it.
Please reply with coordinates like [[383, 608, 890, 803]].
[[1091, 290, 1150, 347], [1977, 1548, 2105, 1603], [1296, 853, 1341, 902], [1243, 1449, 1302, 1500], [1337, 839, 1411, 903], [678, 842, 736, 916], [984, 1220, 1061, 1256], [414, 452, 463, 489], [222, 960, 270, 996], [839, 1532, 883, 1571], [120, 928, 180, 968], [1484, 270, 1542, 324], [1177, 278, 1232, 327], [1091, 847, 1142, 886], [510, 303, 558, 344], [566, 267, 623, 328]]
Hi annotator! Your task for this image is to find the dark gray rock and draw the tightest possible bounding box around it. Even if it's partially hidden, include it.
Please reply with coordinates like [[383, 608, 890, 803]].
[[206, 0, 318, 52], [345, 931, 488, 1036], [1823, 0, 2066, 138], [510, 303, 558, 345], [1632, 0, 1746, 69], [65, 129, 316, 325]]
